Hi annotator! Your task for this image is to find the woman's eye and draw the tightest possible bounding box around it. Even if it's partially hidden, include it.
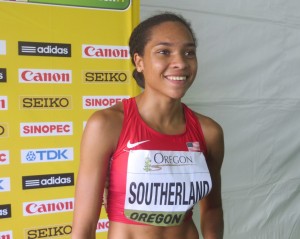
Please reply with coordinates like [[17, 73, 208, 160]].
[[158, 49, 170, 55], [185, 50, 196, 57]]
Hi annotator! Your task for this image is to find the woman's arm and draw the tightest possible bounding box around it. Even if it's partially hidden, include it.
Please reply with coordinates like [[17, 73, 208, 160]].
[[199, 116, 224, 239], [71, 109, 121, 239]]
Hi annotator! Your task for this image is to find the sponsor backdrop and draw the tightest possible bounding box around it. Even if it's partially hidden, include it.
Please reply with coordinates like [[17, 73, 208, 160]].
[[0, 0, 140, 238]]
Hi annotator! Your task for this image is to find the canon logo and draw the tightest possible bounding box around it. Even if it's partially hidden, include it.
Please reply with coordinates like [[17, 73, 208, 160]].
[[23, 198, 74, 216], [20, 122, 73, 137], [19, 69, 72, 83], [20, 96, 72, 109], [0, 68, 7, 83], [83, 96, 129, 109], [18, 41, 71, 57], [84, 71, 129, 83], [0, 150, 9, 165], [82, 44, 129, 59], [26, 224, 72, 239], [23, 173, 74, 189]]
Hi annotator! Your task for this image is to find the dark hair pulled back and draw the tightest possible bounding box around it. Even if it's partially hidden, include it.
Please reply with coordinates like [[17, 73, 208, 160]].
[[129, 12, 197, 88]]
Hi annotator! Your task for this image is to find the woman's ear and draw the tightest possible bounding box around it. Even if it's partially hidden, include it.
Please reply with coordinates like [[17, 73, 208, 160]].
[[134, 53, 144, 72]]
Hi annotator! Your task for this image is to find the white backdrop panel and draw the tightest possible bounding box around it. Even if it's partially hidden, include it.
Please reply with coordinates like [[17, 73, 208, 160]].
[[141, 1, 300, 238]]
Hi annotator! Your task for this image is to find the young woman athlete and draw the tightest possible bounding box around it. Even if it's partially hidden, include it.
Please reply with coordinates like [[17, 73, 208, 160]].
[[72, 12, 224, 239]]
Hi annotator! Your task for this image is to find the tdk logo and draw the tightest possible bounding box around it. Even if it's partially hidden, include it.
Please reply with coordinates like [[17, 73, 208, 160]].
[[21, 147, 73, 163], [0, 204, 11, 219], [0, 178, 10, 192], [22, 173, 74, 190], [0, 40, 6, 55], [0, 68, 7, 83], [18, 41, 71, 57]]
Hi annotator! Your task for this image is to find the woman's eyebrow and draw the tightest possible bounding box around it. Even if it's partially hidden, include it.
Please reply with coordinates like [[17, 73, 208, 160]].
[[154, 42, 196, 47]]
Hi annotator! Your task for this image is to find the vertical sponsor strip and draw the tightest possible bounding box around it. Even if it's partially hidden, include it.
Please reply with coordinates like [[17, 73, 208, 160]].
[[1, 1, 140, 238]]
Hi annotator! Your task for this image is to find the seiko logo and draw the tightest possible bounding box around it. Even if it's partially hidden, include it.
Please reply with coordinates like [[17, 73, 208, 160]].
[[23, 198, 74, 216], [22, 173, 74, 190], [20, 96, 72, 109], [82, 44, 129, 59], [21, 147, 74, 163], [0, 150, 9, 165], [0, 96, 8, 110], [83, 96, 129, 109], [0, 204, 11, 219], [20, 122, 73, 137], [0, 68, 7, 83], [0, 178, 10, 192], [0, 40, 6, 55], [19, 69, 72, 83], [83, 71, 129, 83], [25, 224, 72, 239], [0, 230, 13, 239], [0, 123, 8, 138], [18, 41, 71, 57]]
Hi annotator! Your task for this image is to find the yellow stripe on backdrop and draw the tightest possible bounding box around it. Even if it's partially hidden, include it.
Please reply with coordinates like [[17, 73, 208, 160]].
[[0, 0, 140, 238]]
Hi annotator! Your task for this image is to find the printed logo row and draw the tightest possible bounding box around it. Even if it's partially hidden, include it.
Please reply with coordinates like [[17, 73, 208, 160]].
[[0, 95, 129, 110], [0, 40, 129, 59], [0, 68, 130, 83], [0, 219, 109, 239]]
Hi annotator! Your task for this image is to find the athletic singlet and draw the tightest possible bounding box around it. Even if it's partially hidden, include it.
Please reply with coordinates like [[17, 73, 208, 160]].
[[106, 97, 212, 226]]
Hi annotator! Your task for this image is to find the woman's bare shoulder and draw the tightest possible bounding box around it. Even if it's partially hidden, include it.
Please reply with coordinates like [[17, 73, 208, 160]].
[[83, 102, 124, 150], [192, 111, 224, 156], [86, 102, 124, 129]]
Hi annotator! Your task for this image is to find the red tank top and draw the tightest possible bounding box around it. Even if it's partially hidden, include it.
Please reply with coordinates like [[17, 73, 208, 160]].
[[107, 98, 212, 226]]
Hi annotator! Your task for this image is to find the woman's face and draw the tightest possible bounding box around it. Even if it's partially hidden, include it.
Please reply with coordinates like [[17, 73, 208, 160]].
[[134, 21, 198, 100]]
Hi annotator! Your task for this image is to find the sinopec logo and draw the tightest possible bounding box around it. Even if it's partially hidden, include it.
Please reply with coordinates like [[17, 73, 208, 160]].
[[83, 96, 129, 109], [23, 198, 74, 216], [22, 173, 74, 190], [96, 219, 109, 233], [19, 69, 72, 83], [25, 224, 72, 239], [20, 122, 73, 137], [0, 178, 10, 192], [0, 96, 8, 110], [18, 41, 71, 57], [0, 40, 6, 55], [20, 96, 72, 109], [83, 71, 129, 83], [0, 123, 8, 138], [0, 230, 12, 239], [21, 147, 74, 164], [0, 204, 11, 219], [0, 68, 7, 83], [0, 150, 9, 165], [82, 45, 129, 59]]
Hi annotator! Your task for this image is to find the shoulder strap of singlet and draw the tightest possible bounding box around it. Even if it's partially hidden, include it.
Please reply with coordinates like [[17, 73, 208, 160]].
[[182, 103, 208, 155]]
